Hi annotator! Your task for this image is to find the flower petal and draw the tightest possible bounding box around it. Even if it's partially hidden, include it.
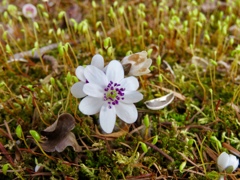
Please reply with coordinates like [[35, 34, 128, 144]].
[[129, 58, 152, 76], [75, 66, 86, 82], [99, 104, 116, 133], [70, 82, 86, 98], [115, 102, 138, 124], [84, 65, 108, 88], [83, 83, 104, 98], [228, 154, 239, 172], [106, 60, 124, 82], [120, 76, 139, 91], [91, 54, 104, 69], [217, 152, 230, 172], [79, 96, 104, 115], [121, 91, 143, 103]]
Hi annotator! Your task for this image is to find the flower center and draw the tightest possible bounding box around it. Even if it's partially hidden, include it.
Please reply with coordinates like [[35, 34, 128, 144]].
[[104, 81, 125, 109]]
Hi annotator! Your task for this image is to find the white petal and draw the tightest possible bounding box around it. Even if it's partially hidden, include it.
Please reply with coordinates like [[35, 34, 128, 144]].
[[144, 58, 152, 68], [99, 104, 116, 133], [84, 65, 108, 88], [144, 93, 175, 110], [115, 102, 138, 124], [121, 55, 130, 65], [131, 69, 151, 76], [70, 82, 86, 98], [217, 152, 230, 172], [79, 96, 104, 115], [106, 60, 124, 82], [121, 91, 143, 103], [129, 58, 152, 76], [228, 154, 239, 172], [83, 83, 104, 98], [75, 66, 86, 82], [120, 76, 139, 91], [91, 54, 104, 69], [35, 165, 41, 172]]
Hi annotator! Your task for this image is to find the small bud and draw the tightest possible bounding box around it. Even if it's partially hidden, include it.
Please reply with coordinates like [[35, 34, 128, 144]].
[[147, 49, 153, 57], [2, 31, 8, 41], [140, 142, 148, 153], [210, 59, 217, 66], [143, 114, 150, 128], [204, 33, 210, 42], [29, 130, 41, 142], [66, 72, 72, 84], [50, 77, 55, 86], [70, 18, 78, 31], [16, 125, 23, 139], [3, 11, 9, 20], [58, 42, 64, 56], [196, 21, 202, 28], [37, 4, 44, 10], [96, 21, 101, 28], [5, 44, 12, 54], [7, 4, 18, 17], [179, 161, 187, 173], [104, 37, 111, 49], [64, 43, 69, 52], [229, 38, 234, 45], [126, 29, 131, 36], [48, 29, 53, 35], [2, 164, 9, 175], [82, 22, 88, 33], [107, 46, 114, 57], [57, 28, 61, 36], [58, 11, 66, 20], [157, 55, 161, 66], [33, 22, 39, 30], [43, 12, 49, 18], [152, 135, 158, 145], [118, 6, 124, 15], [34, 41, 39, 49], [96, 31, 100, 38], [210, 136, 222, 149], [158, 74, 163, 82], [113, 1, 118, 7], [92, 1, 97, 8], [187, 138, 194, 147]]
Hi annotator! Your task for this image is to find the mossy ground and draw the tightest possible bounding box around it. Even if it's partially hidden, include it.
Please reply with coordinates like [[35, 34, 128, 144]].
[[0, 0, 239, 179]]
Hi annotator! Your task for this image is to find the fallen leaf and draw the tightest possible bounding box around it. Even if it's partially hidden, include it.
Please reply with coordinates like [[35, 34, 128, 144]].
[[40, 113, 82, 152]]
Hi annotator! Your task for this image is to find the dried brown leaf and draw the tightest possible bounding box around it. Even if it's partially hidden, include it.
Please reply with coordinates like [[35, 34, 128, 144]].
[[40, 113, 81, 152]]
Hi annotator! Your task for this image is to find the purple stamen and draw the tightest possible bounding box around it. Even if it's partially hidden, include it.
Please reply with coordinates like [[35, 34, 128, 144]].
[[103, 81, 125, 109]]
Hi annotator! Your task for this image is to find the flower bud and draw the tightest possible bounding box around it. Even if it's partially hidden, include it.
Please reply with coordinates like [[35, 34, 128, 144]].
[[30, 130, 41, 142], [22, 4, 37, 18], [121, 51, 152, 76]]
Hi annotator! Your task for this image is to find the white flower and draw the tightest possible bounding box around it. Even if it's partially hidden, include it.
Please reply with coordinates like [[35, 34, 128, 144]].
[[121, 51, 152, 76], [71, 54, 104, 98], [22, 4, 37, 19], [79, 60, 143, 133], [217, 152, 239, 172]]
